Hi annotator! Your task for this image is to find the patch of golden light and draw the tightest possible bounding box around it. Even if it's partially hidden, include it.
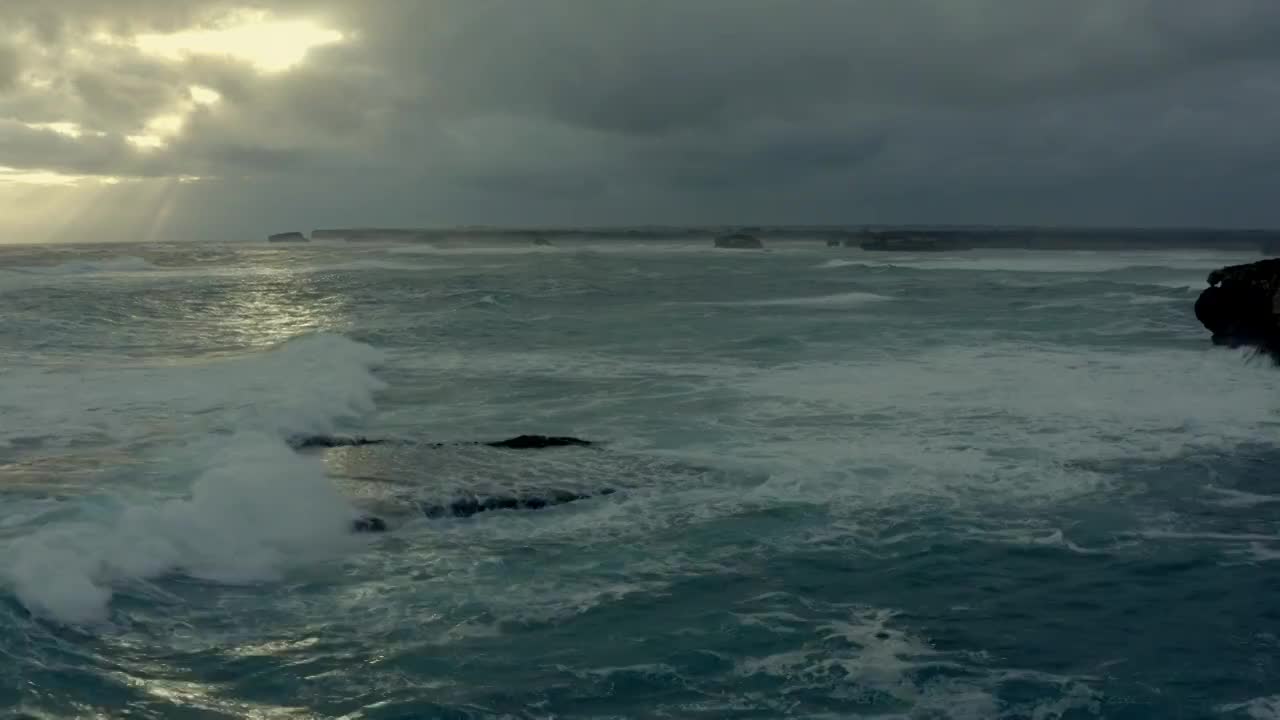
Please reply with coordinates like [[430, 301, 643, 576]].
[[190, 85, 222, 105], [0, 174, 188, 244], [0, 167, 92, 186], [127, 86, 222, 151], [24, 122, 87, 139], [127, 9, 346, 73], [126, 113, 181, 149], [0, 167, 133, 187]]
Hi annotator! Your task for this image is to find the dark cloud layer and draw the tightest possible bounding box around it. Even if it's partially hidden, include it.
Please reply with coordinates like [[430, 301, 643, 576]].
[[0, 43, 18, 91], [1, 0, 1279, 241]]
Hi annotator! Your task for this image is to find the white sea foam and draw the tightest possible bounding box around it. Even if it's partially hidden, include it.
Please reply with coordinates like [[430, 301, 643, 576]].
[[815, 258, 870, 269], [962, 527, 1114, 555], [1220, 695, 1280, 719], [1204, 487, 1280, 508], [385, 339, 1280, 515], [734, 291, 893, 307], [385, 244, 441, 254], [3, 256, 158, 275], [680, 291, 892, 308], [1, 433, 362, 625], [0, 334, 386, 625], [1107, 292, 1185, 305], [1125, 529, 1280, 563], [643, 343, 1280, 506], [839, 249, 1257, 275], [0, 256, 160, 292], [1134, 530, 1280, 544], [732, 601, 1098, 719], [0, 333, 386, 449], [310, 258, 461, 273]]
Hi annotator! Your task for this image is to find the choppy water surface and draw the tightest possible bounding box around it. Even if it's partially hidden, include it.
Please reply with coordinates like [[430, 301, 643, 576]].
[[1, 239, 1278, 718]]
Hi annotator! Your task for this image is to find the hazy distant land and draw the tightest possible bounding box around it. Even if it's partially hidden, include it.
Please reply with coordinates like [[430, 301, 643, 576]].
[[277, 226, 1280, 253]]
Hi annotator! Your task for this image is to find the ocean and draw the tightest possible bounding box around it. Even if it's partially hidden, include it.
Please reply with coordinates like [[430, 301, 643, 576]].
[[1, 238, 1278, 719]]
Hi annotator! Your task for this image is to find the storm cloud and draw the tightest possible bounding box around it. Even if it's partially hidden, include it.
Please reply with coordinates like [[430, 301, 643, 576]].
[[1, 0, 1278, 242]]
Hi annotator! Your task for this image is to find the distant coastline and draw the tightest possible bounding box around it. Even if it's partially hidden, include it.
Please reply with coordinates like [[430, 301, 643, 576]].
[[268, 225, 1280, 253]]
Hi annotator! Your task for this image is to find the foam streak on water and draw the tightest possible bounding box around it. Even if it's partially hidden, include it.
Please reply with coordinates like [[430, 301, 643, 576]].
[[0, 238, 1276, 718]]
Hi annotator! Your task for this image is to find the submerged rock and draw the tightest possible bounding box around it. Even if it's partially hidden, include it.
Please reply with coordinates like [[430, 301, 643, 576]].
[[1195, 258, 1280, 361], [350, 488, 615, 532], [419, 487, 615, 519], [352, 515, 388, 533], [714, 233, 764, 250], [313, 433, 602, 533]]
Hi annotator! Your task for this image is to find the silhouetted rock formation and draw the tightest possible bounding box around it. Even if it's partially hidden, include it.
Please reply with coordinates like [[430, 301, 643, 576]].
[[293, 434, 595, 450], [483, 434, 592, 449], [268, 232, 308, 243], [826, 238, 841, 247], [714, 233, 764, 249], [1195, 258, 1280, 361], [532, 236, 553, 246]]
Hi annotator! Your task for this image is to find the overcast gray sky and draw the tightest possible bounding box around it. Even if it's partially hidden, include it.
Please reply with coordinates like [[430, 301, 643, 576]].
[[1, 0, 1278, 242]]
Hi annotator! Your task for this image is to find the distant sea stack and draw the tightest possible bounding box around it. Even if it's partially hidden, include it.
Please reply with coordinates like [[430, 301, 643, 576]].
[[714, 232, 765, 250], [268, 231, 308, 243], [1195, 258, 1280, 362]]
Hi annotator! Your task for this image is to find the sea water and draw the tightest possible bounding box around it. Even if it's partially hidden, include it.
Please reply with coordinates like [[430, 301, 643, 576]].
[[1, 238, 1277, 718]]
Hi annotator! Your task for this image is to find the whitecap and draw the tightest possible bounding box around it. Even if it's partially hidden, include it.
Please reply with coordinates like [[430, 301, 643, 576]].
[[683, 291, 892, 308], [0, 433, 365, 625], [1219, 695, 1280, 719], [4, 256, 158, 275], [0, 333, 386, 450]]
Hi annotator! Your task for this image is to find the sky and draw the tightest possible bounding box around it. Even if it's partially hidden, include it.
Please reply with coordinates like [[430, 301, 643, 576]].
[[1, 0, 1279, 243]]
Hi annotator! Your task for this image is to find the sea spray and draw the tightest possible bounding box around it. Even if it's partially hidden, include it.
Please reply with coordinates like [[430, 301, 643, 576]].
[[1, 333, 387, 450], [0, 333, 387, 624], [2, 432, 363, 625]]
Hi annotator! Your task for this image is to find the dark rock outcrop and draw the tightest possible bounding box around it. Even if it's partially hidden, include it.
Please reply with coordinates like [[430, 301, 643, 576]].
[[532, 236, 553, 246], [268, 231, 308, 243], [826, 238, 841, 247], [293, 434, 594, 450], [351, 488, 615, 532], [290, 435, 386, 449], [483, 434, 593, 449], [714, 233, 764, 250], [317, 433, 602, 533], [1195, 258, 1280, 361]]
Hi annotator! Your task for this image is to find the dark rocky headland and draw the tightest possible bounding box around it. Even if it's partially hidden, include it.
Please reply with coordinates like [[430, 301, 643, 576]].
[[1195, 258, 1280, 362]]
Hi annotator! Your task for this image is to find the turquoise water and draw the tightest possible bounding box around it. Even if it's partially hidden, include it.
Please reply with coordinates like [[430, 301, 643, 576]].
[[1, 239, 1278, 718]]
